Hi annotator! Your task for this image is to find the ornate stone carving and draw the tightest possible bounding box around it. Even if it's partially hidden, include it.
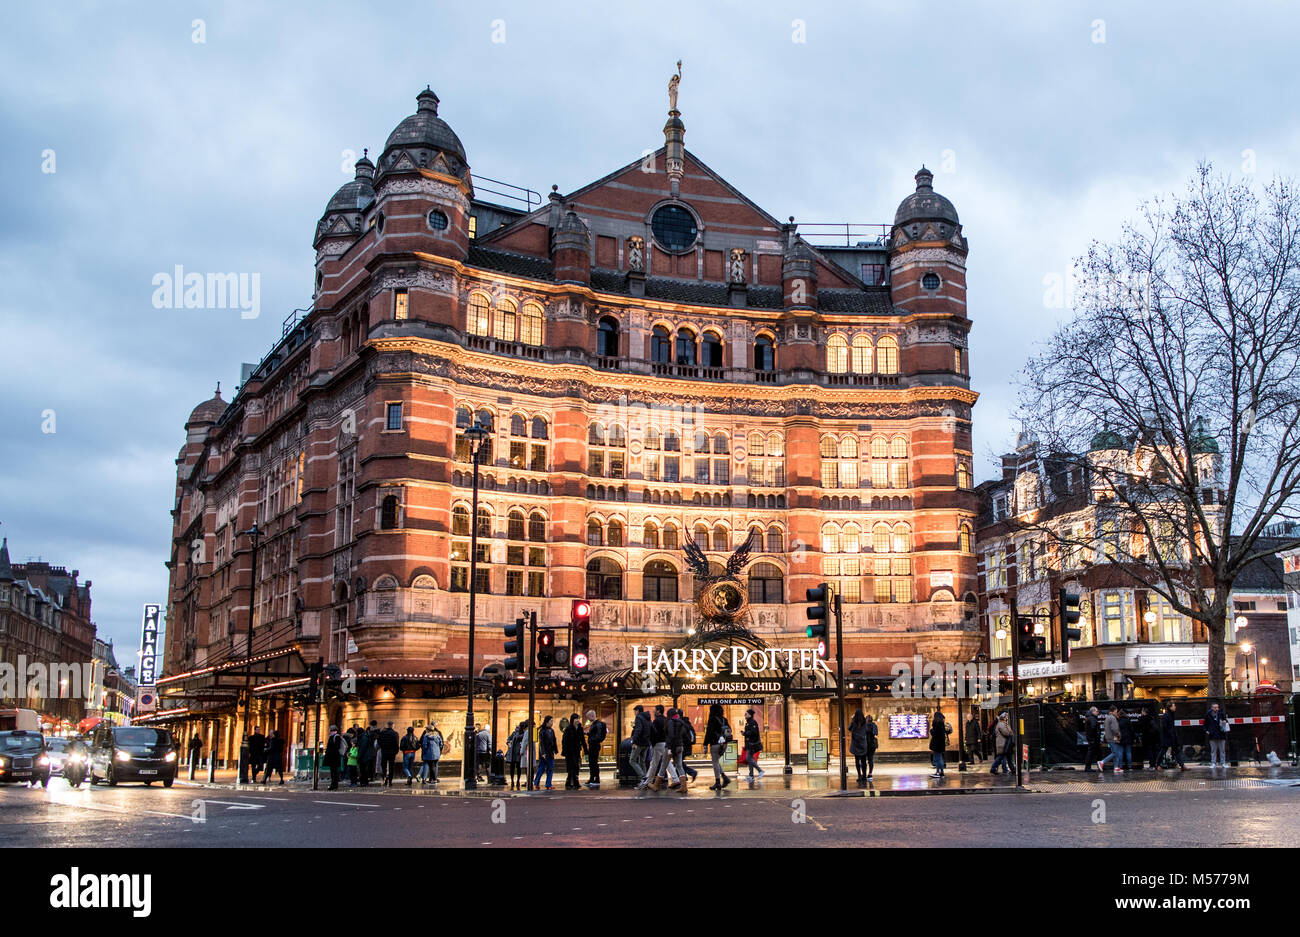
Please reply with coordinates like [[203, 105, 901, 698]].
[[627, 236, 645, 273], [728, 248, 746, 284]]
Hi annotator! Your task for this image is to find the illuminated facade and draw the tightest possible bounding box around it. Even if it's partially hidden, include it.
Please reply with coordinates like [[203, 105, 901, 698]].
[[161, 83, 979, 761]]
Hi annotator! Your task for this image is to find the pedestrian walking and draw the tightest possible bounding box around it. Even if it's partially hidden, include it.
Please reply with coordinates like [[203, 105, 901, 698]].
[[505, 720, 528, 789], [585, 710, 606, 788], [188, 733, 202, 770], [677, 710, 698, 783], [357, 722, 375, 785], [1159, 702, 1186, 770], [1204, 702, 1230, 767], [864, 713, 878, 778], [1098, 705, 1123, 772], [629, 705, 650, 787], [1118, 709, 1135, 770], [323, 725, 346, 790], [399, 726, 419, 785], [261, 729, 285, 784], [422, 724, 444, 783], [562, 713, 587, 790], [849, 709, 871, 782], [965, 711, 983, 764], [247, 726, 266, 780], [1083, 706, 1101, 771], [378, 721, 400, 786], [642, 704, 672, 791], [475, 724, 492, 781], [991, 712, 1013, 774], [533, 716, 557, 790], [741, 708, 765, 780], [663, 708, 687, 790], [703, 703, 731, 790], [1138, 709, 1160, 769], [929, 709, 949, 778]]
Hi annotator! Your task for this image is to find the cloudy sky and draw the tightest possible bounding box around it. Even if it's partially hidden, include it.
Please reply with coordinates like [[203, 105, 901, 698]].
[[2, 1, 1297, 655]]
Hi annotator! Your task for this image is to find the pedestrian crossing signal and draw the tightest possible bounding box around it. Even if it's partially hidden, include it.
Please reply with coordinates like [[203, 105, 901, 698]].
[[537, 628, 557, 669]]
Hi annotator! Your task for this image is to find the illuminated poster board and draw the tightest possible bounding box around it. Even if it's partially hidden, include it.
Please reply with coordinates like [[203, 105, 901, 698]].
[[889, 713, 929, 740]]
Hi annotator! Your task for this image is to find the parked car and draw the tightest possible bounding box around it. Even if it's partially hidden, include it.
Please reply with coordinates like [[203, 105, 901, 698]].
[[88, 726, 177, 787], [0, 730, 51, 787]]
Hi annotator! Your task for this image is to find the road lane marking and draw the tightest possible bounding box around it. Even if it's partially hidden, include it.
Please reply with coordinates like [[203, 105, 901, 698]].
[[311, 800, 382, 807]]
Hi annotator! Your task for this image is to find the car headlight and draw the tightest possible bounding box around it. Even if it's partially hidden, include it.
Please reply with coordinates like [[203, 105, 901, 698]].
[[67, 753, 84, 764], [116, 751, 132, 762], [164, 751, 177, 762], [37, 755, 50, 767]]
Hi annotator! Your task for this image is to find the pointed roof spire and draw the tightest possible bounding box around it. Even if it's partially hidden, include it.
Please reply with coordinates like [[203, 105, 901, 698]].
[[0, 537, 12, 583]]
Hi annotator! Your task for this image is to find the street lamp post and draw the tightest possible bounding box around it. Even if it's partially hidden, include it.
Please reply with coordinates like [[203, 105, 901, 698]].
[[463, 417, 492, 791], [238, 522, 262, 784]]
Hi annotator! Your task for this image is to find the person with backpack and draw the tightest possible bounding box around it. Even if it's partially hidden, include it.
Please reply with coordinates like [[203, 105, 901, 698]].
[[677, 710, 699, 785], [849, 709, 871, 783], [742, 708, 765, 781], [704, 703, 731, 790], [644, 705, 672, 791], [533, 715, 557, 790], [585, 710, 607, 788], [663, 708, 688, 790], [562, 713, 587, 790], [398, 726, 419, 785]]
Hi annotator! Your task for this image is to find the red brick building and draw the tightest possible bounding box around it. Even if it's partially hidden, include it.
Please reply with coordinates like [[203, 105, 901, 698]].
[[160, 83, 979, 764]]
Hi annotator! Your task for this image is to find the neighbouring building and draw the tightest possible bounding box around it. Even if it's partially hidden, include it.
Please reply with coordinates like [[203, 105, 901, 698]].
[[157, 77, 979, 765], [976, 430, 1230, 701], [0, 538, 98, 730]]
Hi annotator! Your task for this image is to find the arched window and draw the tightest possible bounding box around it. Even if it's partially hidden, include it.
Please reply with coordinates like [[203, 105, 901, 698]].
[[467, 292, 490, 336], [380, 495, 399, 530], [702, 331, 723, 367], [587, 518, 603, 546], [851, 335, 873, 373], [588, 423, 605, 446], [712, 525, 729, 551], [713, 432, 729, 454], [767, 434, 784, 457], [827, 334, 849, 373], [877, 336, 899, 374], [643, 522, 659, 548], [507, 510, 526, 540], [651, 325, 671, 363], [644, 427, 660, 450], [510, 414, 526, 436], [643, 560, 678, 602], [520, 302, 544, 345], [528, 512, 546, 542], [892, 523, 912, 553], [455, 406, 472, 429], [608, 520, 624, 547], [608, 424, 626, 447], [664, 430, 680, 452], [766, 526, 783, 553], [452, 505, 470, 536], [754, 334, 775, 372], [871, 435, 888, 459], [957, 461, 972, 489], [842, 523, 861, 554], [531, 417, 548, 439], [839, 436, 858, 459], [748, 562, 783, 604], [890, 437, 908, 459], [493, 299, 517, 342], [693, 524, 709, 549], [822, 523, 842, 554], [597, 316, 619, 357], [694, 429, 710, 452], [662, 524, 679, 550], [873, 522, 892, 554], [475, 507, 491, 537], [675, 328, 697, 366], [586, 558, 623, 600], [748, 431, 764, 454], [820, 435, 838, 459], [959, 523, 973, 554]]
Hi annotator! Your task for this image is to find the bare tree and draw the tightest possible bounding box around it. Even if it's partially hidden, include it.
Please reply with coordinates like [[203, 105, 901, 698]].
[[1017, 165, 1300, 695]]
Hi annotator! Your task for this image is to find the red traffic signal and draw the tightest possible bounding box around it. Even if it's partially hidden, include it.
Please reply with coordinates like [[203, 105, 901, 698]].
[[571, 599, 591, 674]]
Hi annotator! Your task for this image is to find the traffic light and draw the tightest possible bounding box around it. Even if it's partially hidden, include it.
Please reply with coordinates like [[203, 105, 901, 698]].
[[571, 599, 591, 674], [537, 628, 560, 670], [504, 617, 525, 671], [806, 583, 830, 658], [1058, 589, 1082, 662], [1017, 616, 1047, 659]]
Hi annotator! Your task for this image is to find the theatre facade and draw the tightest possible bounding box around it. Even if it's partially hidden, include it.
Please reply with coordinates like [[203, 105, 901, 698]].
[[157, 74, 980, 765]]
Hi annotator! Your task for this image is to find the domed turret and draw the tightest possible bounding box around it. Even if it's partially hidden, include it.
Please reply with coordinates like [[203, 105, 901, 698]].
[[378, 87, 469, 180], [1190, 417, 1220, 454], [551, 206, 591, 285], [1089, 428, 1126, 451], [187, 385, 226, 426], [894, 166, 960, 228], [315, 154, 376, 247]]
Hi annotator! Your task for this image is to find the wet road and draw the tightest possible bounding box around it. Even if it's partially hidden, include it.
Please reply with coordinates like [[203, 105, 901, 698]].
[[2, 777, 1296, 847]]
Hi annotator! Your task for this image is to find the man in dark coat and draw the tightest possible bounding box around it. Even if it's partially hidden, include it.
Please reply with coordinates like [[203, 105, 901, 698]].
[[585, 710, 607, 788], [377, 721, 401, 786], [1083, 706, 1101, 771], [261, 729, 286, 784], [965, 712, 983, 764], [357, 722, 376, 786], [629, 705, 650, 787], [1159, 702, 1186, 770], [247, 726, 266, 781], [322, 725, 346, 790]]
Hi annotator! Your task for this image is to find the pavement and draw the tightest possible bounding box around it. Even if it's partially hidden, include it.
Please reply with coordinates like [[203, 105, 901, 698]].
[[176, 757, 1300, 797]]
